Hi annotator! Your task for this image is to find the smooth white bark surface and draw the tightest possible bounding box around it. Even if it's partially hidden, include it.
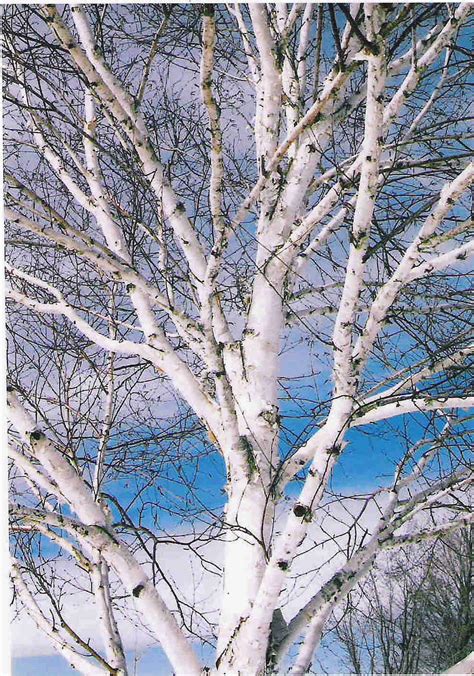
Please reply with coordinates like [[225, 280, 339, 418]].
[[5, 4, 473, 674]]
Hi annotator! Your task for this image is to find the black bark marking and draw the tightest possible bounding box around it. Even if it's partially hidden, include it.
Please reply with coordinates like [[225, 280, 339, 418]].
[[293, 503, 309, 518], [132, 584, 145, 598]]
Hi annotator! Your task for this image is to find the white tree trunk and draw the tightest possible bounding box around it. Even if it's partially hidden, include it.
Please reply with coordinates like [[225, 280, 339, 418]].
[[217, 481, 274, 660]]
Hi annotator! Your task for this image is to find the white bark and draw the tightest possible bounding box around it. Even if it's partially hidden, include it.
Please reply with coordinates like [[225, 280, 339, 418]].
[[11, 560, 107, 676], [90, 554, 127, 675], [5, 4, 474, 674], [353, 396, 474, 427], [8, 394, 201, 675], [443, 651, 474, 674]]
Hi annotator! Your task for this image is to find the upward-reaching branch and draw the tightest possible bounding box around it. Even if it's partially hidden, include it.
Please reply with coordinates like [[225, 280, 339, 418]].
[[8, 392, 203, 675], [42, 5, 209, 286]]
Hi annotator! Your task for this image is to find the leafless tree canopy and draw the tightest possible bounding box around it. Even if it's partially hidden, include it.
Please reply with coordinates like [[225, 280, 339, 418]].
[[3, 3, 473, 675], [335, 527, 473, 674]]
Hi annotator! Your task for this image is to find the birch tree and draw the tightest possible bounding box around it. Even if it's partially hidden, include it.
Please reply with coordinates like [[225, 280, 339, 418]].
[[4, 3, 474, 675]]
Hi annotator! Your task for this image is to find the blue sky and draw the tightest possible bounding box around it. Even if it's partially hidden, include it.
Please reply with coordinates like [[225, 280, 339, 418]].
[[13, 648, 173, 676], [6, 3, 474, 674], [11, 404, 471, 675]]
